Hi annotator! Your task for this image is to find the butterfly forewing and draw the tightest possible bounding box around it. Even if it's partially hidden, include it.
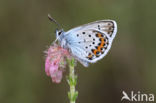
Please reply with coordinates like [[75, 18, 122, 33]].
[[66, 20, 117, 39]]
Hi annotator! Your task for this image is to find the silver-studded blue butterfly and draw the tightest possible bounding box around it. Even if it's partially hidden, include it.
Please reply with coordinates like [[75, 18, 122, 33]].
[[48, 14, 117, 67]]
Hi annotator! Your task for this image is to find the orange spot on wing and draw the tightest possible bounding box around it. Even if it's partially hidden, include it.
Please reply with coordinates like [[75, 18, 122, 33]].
[[97, 33, 102, 37], [97, 46, 101, 51], [93, 50, 98, 55], [97, 38, 106, 53], [100, 38, 105, 47], [94, 32, 106, 55], [87, 53, 92, 58]]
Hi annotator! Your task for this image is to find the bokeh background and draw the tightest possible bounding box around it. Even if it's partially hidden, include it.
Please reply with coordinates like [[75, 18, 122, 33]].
[[0, 0, 156, 103]]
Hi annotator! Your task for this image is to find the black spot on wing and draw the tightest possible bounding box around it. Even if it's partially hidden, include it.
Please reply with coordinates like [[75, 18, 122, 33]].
[[98, 25, 100, 30], [82, 32, 85, 34]]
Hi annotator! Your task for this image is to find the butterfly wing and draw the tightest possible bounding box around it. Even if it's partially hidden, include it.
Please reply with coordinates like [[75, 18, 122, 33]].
[[64, 20, 117, 66]]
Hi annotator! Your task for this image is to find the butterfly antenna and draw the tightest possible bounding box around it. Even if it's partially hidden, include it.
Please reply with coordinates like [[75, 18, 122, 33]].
[[48, 14, 62, 29]]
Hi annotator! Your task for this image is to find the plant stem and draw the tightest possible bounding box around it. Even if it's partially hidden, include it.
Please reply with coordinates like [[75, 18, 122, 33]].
[[67, 58, 78, 103]]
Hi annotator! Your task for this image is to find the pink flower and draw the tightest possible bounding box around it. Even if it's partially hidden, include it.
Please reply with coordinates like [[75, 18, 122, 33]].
[[45, 44, 70, 83]]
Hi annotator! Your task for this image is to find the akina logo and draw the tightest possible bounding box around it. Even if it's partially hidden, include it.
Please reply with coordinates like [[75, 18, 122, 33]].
[[121, 91, 154, 102]]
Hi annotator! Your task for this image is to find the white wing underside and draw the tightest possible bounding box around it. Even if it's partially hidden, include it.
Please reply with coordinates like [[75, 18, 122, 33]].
[[64, 20, 117, 67]]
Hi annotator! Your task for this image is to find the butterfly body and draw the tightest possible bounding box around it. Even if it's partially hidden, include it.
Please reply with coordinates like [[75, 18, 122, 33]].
[[56, 20, 117, 67]]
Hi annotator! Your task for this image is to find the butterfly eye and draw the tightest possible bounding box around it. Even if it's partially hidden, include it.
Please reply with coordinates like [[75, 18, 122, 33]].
[[58, 31, 62, 35]]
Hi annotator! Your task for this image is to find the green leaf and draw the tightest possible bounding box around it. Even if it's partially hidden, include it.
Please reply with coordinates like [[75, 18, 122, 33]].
[[68, 92, 71, 100], [72, 91, 78, 101]]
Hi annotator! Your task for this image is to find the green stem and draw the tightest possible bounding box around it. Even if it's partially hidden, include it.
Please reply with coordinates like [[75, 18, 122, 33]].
[[67, 58, 78, 103]]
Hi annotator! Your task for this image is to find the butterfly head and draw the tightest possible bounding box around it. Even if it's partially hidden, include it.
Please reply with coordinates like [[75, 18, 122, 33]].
[[56, 29, 64, 40], [55, 29, 67, 48]]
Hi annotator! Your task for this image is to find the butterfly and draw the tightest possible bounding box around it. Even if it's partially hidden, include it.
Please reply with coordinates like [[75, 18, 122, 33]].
[[48, 14, 117, 67]]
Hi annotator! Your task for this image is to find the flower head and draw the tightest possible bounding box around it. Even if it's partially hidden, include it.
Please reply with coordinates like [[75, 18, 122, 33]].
[[45, 44, 70, 83]]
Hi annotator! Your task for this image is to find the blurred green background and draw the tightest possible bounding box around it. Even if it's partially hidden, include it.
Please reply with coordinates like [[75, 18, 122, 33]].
[[0, 0, 156, 103]]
